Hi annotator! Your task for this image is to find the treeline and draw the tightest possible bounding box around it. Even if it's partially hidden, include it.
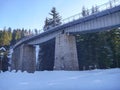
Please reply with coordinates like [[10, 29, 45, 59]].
[[76, 28, 120, 70], [0, 27, 39, 48]]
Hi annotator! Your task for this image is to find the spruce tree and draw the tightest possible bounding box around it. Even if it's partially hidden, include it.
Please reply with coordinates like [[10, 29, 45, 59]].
[[44, 7, 61, 31], [2, 30, 10, 45], [0, 30, 3, 46], [49, 7, 61, 26], [82, 6, 86, 17], [91, 6, 95, 14], [8, 27, 12, 44]]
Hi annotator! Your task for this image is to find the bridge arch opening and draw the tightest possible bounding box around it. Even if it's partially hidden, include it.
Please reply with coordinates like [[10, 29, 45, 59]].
[[37, 39, 55, 71]]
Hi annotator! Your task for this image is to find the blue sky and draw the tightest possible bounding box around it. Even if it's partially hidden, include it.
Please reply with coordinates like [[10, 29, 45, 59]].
[[0, 0, 109, 30]]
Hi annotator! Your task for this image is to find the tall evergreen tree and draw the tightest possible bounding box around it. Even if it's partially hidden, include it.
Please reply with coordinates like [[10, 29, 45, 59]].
[[44, 7, 61, 31], [0, 30, 3, 46], [82, 6, 86, 17], [49, 7, 61, 26], [44, 18, 49, 30], [91, 6, 95, 14], [21, 28, 25, 38], [15, 29, 21, 41], [109, 29, 120, 67], [11, 30, 17, 45], [2, 30, 10, 45], [8, 27, 12, 44], [35, 29, 38, 35]]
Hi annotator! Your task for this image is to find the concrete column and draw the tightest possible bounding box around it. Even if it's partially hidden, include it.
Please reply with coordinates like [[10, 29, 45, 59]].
[[11, 47, 22, 71], [54, 34, 79, 70], [11, 49, 16, 71], [22, 45, 36, 73]]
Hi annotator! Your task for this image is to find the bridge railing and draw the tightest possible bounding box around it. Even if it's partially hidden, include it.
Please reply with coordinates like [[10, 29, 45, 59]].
[[62, 0, 120, 24], [13, 35, 36, 48], [98, 0, 120, 11]]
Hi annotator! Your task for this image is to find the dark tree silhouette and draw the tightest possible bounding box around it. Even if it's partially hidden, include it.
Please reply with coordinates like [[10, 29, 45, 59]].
[[44, 7, 61, 31]]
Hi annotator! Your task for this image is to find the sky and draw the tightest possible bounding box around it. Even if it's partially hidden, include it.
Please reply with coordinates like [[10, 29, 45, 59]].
[[0, 0, 109, 30]]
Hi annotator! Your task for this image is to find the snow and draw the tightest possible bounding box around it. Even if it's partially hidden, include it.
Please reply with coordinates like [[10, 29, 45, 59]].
[[35, 45, 39, 64], [0, 47, 6, 51], [0, 68, 120, 90]]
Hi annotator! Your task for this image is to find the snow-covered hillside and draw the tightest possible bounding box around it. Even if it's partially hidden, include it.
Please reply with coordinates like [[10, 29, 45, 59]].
[[0, 68, 120, 90]]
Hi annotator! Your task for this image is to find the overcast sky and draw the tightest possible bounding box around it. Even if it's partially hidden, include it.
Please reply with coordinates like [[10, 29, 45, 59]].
[[0, 0, 109, 30]]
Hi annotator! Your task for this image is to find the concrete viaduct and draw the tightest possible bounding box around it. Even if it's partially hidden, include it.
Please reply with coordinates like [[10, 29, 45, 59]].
[[11, 3, 120, 73]]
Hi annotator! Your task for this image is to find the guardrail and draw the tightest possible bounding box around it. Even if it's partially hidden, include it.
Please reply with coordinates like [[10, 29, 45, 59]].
[[62, 0, 120, 24]]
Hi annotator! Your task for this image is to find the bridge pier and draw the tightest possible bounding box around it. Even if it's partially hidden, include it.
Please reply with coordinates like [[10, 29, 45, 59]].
[[11, 45, 36, 73], [22, 45, 36, 73], [54, 34, 79, 70], [11, 47, 20, 71]]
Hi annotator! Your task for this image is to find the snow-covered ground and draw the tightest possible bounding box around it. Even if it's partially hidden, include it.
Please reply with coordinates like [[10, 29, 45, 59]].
[[0, 68, 120, 90]]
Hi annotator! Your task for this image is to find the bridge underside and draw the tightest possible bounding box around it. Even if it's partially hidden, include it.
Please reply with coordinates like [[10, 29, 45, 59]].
[[38, 39, 55, 71]]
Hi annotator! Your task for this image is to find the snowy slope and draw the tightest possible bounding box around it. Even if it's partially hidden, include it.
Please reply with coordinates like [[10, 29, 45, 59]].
[[0, 69, 120, 90]]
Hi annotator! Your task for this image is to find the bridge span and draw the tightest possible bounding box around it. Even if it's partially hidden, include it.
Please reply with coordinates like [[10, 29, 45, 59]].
[[11, 1, 120, 72]]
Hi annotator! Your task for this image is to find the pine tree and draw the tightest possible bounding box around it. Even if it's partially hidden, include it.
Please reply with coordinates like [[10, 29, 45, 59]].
[[109, 0, 112, 8], [8, 27, 12, 44], [2, 30, 10, 46], [0, 30, 3, 46], [15, 29, 21, 41], [35, 29, 38, 35], [91, 6, 95, 14], [97, 31, 113, 69], [21, 28, 25, 38], [44, 18, 49, 30], [44, 7, 61, 31], [28, 29, 31, 35], [76, 30, 119, 70], [86, 9, 89, 16], [11, 30, 17, 45], [109, 29, 120, 68], [95, 5, 99, 13], [49, 7, 61, 26], [82, 6, 86, 17]]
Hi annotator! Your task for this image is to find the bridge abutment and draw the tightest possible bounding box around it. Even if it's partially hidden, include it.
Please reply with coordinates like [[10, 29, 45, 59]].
[[54, 34, 79, 70]]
